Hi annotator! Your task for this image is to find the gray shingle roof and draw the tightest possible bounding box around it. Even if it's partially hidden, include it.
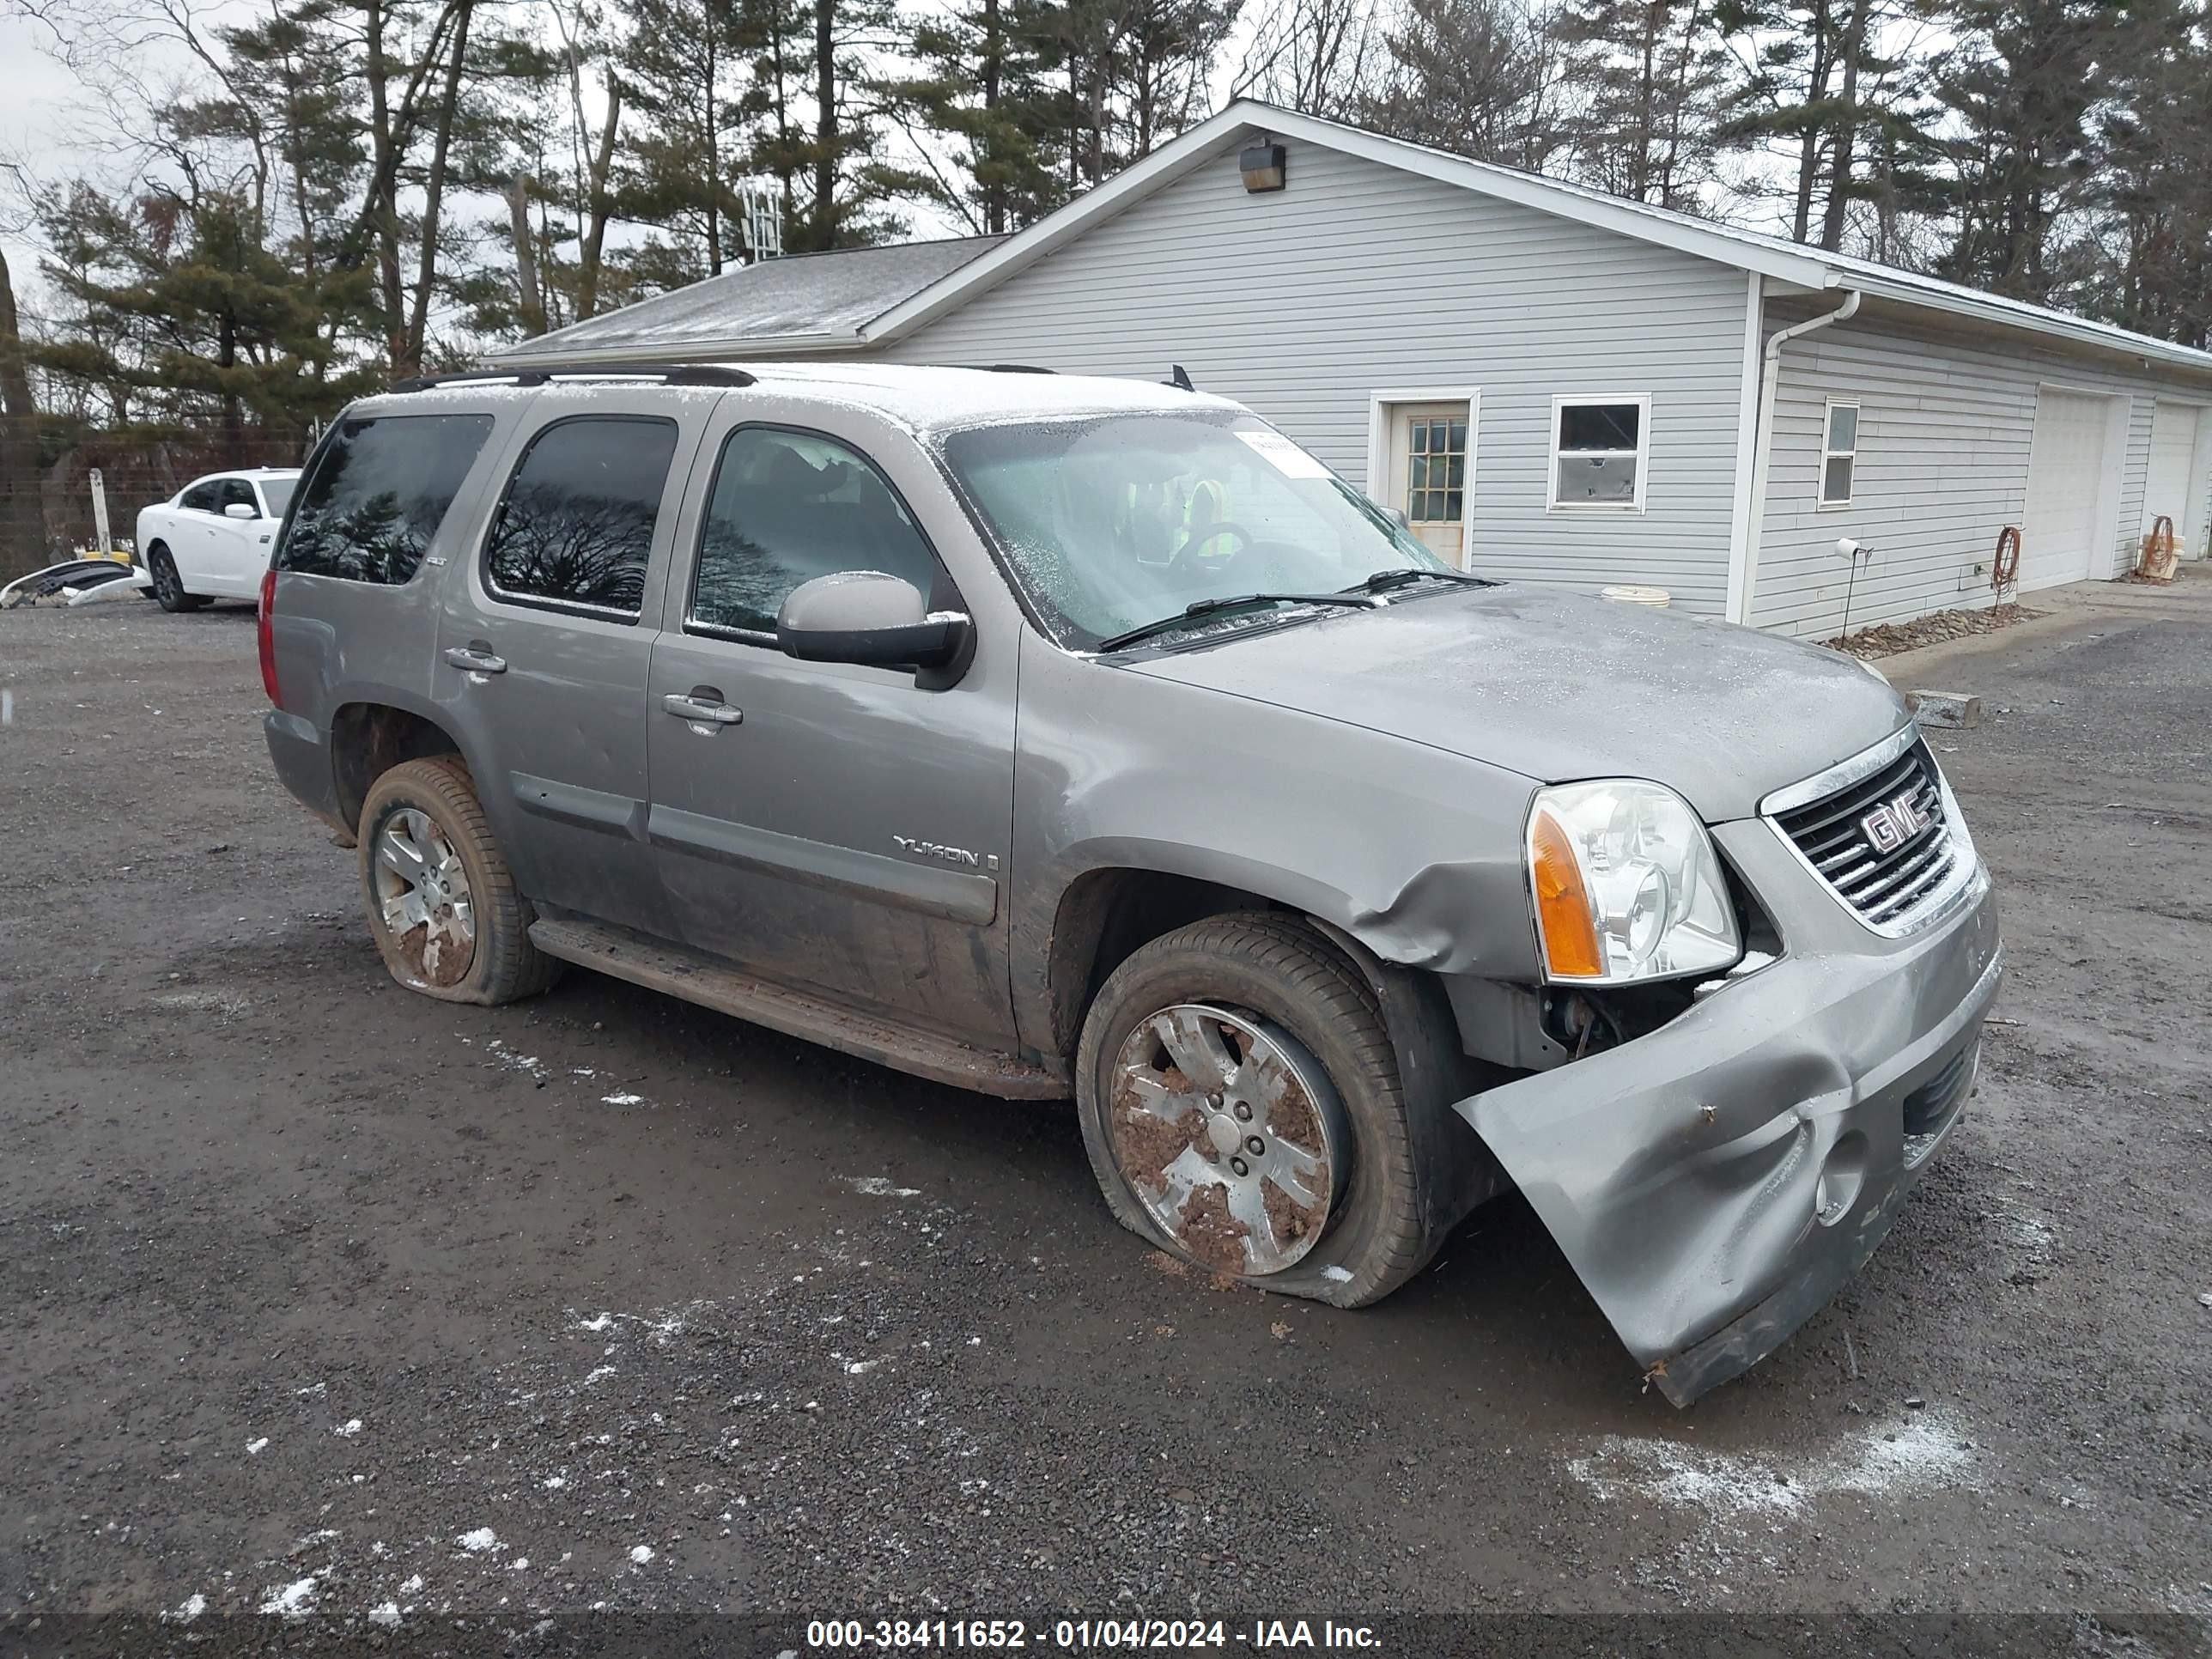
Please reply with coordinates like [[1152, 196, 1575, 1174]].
[[499, 235, 1006, 361]]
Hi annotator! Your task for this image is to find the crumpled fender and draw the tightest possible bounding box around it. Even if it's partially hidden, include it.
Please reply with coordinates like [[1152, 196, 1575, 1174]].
[[1459, 859, 2002, 1405]]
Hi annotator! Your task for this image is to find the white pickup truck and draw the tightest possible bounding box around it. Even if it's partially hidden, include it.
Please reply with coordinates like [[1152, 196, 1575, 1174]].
[[136, 468, 301, 610]]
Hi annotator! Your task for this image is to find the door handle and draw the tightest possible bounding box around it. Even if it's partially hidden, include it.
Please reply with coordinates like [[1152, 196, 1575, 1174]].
[[443, 644, 507, 675], [661, 690, 743, 726]]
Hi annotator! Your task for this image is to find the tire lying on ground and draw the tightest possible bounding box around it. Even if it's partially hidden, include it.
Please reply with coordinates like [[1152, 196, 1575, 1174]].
[[1075, 912, 1435, 1306], [357, 756, 561, 1006]]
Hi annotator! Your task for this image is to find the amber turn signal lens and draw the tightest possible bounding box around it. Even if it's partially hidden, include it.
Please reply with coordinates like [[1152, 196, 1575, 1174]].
[[1529, 806, 1603, 979]]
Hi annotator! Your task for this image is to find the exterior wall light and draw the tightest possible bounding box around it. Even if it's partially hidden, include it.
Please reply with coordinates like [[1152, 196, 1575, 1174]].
[[1239, 141, 1287, 193]]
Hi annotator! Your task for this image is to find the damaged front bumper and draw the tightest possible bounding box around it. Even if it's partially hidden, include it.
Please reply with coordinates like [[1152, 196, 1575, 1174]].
[[1456, 817, 2002, 1407]]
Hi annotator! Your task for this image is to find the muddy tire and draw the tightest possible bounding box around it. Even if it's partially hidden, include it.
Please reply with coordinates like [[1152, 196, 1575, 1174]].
[[1075, 912, 1431, 1307], [357, 757, 560, 1006], [148, 545, 205, 612]]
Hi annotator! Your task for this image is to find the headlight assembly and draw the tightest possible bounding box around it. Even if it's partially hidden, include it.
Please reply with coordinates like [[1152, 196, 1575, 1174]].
[[1527, 780, 1742, 983]]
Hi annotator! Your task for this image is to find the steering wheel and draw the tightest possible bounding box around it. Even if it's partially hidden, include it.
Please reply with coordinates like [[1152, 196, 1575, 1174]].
[[1171, 520, 1255, 572]]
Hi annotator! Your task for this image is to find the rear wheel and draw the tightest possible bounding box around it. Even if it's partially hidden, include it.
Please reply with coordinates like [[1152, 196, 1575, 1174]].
[[148, 545, 204, 612], [357, 757, 560, 1006], [1075, 913, 1434, 1305]]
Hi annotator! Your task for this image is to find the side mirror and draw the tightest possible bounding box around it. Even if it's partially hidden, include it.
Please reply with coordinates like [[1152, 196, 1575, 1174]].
[[224, 501, 257, 520], [775, 571, 972, 678]]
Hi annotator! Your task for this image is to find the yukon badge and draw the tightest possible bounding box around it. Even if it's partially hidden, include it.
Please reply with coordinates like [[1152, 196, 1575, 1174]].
[[893, 835, 1000, 872], [1860, 790, 1933, 855]]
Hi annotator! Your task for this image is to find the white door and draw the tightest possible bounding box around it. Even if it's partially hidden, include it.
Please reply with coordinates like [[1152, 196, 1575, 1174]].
[[171, 478, 228, 591], [208, 477, 283, 595], [2021, 390, 2116, 588], [2141, 401, 2199, 550], [1385, 403, 1471, 568]]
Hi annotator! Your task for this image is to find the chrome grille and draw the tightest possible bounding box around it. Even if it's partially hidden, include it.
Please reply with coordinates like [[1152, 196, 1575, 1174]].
[[1771, 737, 1967, 933]]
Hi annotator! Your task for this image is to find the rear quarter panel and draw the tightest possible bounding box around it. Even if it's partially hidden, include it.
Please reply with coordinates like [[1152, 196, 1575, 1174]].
[[267, 392, 526, 811]]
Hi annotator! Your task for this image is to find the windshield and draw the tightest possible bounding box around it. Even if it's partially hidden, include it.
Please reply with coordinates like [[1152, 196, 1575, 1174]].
[[259, 477, 297, 515], [941, 412, 1455, 651]]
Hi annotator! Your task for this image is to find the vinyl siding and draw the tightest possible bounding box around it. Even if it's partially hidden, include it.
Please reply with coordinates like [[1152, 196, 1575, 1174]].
[[879, 143, 1752, 614], [1753, 303, 2212, 636]]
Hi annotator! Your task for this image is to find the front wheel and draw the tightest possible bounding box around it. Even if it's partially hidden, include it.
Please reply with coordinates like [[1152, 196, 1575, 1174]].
[[1074, 913, 1435, 1306], [148, 545, 205, 612], [357, 757, 560, 1006]]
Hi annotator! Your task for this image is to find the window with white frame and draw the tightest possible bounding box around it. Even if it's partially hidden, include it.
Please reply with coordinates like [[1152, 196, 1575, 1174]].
[[1550, 397, 1649, 510], [1820, 399, 1860, 506]]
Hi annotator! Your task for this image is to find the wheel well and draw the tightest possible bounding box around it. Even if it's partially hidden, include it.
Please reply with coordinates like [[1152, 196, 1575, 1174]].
[[1043, 869, 1291, 1059], [331, 703, 465, 835]]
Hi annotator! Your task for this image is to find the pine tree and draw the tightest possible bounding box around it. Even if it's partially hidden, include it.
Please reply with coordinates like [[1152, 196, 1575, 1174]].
[[1927, 0, 2116, 305], [737, 0, 916, 251], [617, 0, 746, 276], [873, 0, 1066, 234], [1557, 0, 1727, 209], [1713, 0, 1942, 251], [1364, 0, 1565, 170]]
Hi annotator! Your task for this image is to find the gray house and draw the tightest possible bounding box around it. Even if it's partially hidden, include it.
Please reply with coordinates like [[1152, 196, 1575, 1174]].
[[495, 100, 2212, 637]]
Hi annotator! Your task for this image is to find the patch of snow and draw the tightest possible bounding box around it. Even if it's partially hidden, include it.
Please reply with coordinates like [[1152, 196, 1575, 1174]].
[[601, 1091, 646, 1106], [246, 1437, 269, 1455], [846, 1176, 921, 1198], [164, 1593, 206, 1624], [510, 1557, 530, 1571], [629, 1545, 656, 1565], [258, 1575, 322, 1620], [575, 1313, 614, 1332], [583, 1365, 617, 1386], [368, 1601, 401, 1630], [544, 1474, 568, 1490], [844, 1359, 879, 1376], [334, 1418, 363, 1437], [486, 1042, 550, 1079], [1568, 1411, 1977, 1520], [399, 1574, 425, 1595], [1320, 1265, 1354, 1283], [456, 1528, 501, 1553]]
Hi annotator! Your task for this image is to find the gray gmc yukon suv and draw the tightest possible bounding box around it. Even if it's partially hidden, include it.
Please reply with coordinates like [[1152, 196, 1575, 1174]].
[[259, 362, 2001, 1403]]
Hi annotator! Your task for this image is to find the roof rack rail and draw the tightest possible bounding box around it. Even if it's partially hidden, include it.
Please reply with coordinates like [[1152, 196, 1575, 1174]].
[[388, 362, 757, 393], [964, 362, 1056, 374]]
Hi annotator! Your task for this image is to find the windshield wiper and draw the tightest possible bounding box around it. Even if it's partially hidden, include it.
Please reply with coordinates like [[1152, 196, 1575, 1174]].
[[1344, 567, 1491, 596], [1093, 591, 1379, 653]]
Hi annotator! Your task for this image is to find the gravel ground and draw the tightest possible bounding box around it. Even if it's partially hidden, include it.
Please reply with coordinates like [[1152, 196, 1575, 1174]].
[[2, 590, 2209, 1653]]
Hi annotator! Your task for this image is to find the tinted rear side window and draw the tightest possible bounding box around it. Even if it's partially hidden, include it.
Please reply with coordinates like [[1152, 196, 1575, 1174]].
[[483, 416, 678, 619], [278, 414, 495, 584]]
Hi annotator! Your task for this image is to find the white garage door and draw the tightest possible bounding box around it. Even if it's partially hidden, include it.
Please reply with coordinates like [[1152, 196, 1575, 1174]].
[[2022, 389, 2116, 588], [2141, 401, 2199, 544]]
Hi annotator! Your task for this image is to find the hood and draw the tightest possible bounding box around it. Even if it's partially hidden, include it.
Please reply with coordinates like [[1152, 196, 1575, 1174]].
[[1121, 584, 1909, 822]]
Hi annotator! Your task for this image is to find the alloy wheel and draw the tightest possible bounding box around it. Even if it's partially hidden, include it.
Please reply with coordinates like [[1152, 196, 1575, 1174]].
[[1105, 1003, 1347, 1275]]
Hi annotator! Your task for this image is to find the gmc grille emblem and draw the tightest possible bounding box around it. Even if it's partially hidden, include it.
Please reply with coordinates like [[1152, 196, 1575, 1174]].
[[1860, 791, 1932, 854]]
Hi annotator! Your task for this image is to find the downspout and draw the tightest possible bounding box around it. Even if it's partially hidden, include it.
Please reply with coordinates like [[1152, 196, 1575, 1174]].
[[1736, 288, 1862, 626]]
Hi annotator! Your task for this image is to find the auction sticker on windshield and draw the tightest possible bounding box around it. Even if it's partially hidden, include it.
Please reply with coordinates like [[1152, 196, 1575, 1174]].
[[1235, 428, 1332, 478]]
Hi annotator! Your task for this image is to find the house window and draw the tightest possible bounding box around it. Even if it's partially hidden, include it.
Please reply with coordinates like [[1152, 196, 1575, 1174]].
[[1820, 399, 1860, 506], [1406, 416, 1467, 523], [1551, 397, 1649, 510]]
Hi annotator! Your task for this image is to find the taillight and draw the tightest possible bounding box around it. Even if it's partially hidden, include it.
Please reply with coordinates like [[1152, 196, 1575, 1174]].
[[258, 568, 281, 706]]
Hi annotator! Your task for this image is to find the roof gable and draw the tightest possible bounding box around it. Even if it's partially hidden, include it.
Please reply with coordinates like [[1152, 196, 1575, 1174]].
[[870, 101, 2212, 380]]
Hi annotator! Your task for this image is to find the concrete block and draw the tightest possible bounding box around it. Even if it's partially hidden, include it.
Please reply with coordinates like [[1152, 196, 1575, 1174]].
[[1907, 690, 1982, 728]]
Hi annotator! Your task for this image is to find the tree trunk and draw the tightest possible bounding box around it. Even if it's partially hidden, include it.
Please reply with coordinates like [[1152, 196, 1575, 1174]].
[[217, 312, 245, 466], [508, 174, 547, 337], [0, 245, 45, 580], [981, 0, 1004, 235], [1817, 0, 1870, 251], [578, 88, 623, 315], [814, 0, 836, 246], [404, 0, 476, 377]]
